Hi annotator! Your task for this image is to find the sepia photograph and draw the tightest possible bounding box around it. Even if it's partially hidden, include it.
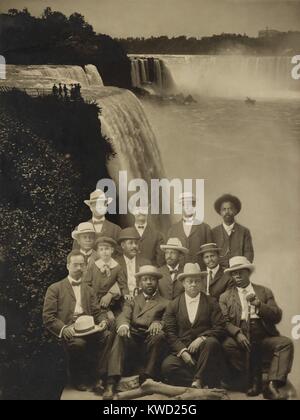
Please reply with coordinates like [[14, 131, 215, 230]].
[[0, 0, 299, 404]]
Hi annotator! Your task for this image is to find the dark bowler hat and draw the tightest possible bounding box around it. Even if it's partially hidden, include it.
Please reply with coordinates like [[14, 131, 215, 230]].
[[96, 236, 117, 248], [214, 194, 242, 215], [118, 227, 140, 244], [197, 243, 221, 256]]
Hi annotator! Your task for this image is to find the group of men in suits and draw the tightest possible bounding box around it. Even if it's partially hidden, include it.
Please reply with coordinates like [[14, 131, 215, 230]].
[[43, 189, 294, 400]]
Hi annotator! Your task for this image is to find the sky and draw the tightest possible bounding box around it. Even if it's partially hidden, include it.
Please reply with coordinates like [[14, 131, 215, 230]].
[[0, 0, 300, 38]]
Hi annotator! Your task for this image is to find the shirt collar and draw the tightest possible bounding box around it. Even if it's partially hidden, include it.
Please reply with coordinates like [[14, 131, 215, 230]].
[[208, 265, 220, 277], [124, 255, 136, 264], [237, 283, 254, 295], [167, 264, 180, 272], [80, 249, 93, 256], [183, 216, 196, 224], [223, 222, 235, 234], [93, 217, 105, 224], [95, 258, 119, 270], [143, 290, 157, 300], [185, 292, 201, 304], [68, 276, 82, 285]]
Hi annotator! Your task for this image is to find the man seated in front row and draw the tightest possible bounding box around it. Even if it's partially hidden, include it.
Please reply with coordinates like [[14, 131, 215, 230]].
[[162, 263, 227, 389], [43, 251, 114, 392], [220, 256, 294, 400], [158, 238, 187, 301], [104, 265, 169, 400]]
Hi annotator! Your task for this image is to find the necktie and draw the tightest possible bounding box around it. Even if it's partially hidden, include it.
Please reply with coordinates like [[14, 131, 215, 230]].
[[241, 289, 250, 320], [71, 281, 82, 287], [207, 271, 213, 295]]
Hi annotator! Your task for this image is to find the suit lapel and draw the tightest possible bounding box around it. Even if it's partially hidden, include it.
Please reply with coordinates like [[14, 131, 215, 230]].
[[81, 284, 88, 313], [180, 294, 193, 327], [137, 294, 159, 318], [64, 278, 76, 301], [231, 288, 242, 323], [210, 267, 223, 288]]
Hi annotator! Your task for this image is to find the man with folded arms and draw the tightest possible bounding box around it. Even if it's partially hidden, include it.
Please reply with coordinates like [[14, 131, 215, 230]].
[[104, 265, 169, 400], [43, 250, 113, 392], [162, 263, 227, 389], [220, 256, 294, 400]]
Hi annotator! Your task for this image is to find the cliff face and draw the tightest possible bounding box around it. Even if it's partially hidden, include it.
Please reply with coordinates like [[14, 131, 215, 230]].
[[0, 90, 114, 399]]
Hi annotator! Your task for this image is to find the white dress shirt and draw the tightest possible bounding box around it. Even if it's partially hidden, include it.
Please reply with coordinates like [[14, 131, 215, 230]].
[[185, 293, 201, 324], [167, 264, 180, 282], [183, 217, 195, 238], [135, 223, 147, 238], [237, 283, 260, 320], [69, 276, 84, 316], [223, 223, 235, 237], [93, 217, 105, 233], [124, 255, 137, 296]]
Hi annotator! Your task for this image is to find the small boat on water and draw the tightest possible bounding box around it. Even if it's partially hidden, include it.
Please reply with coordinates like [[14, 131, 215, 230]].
[[245, 97, 256, 105]]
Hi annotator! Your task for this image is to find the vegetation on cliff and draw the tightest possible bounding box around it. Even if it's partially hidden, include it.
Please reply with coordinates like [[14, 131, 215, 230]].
[[0, 8, 131, 89], [0, 89, 115, 399]]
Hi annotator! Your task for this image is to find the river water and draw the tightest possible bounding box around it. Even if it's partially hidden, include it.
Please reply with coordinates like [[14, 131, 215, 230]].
[[143, 96, 300, 391]]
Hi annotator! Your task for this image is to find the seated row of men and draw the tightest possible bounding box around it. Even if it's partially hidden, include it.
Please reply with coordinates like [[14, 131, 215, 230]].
[[43, 237, 294, 400]]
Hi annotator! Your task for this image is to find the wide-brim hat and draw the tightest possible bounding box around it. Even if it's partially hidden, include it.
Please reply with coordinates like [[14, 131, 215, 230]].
[[130, 206, 149, 216], [96, 236, 117, 248], [214, 194, 242, 215], [224, 256, 255, 274], [161, 238, 189, 255], [177, 263, 207, 282], [84, 189, 113, 206], [72, 222, 96, 241], [135, 265, 163, 280], [179, 192, 196, 203], [73, 316, 106, 337], [197, 243, 221, 256], [118, 227, 141, 244]]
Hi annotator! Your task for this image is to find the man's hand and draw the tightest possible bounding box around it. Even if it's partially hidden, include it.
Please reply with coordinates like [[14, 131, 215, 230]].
[[251, 297, 261, 309], [100, 293, 113, 309], [188, 337, 206, 354], [118, 325, 131, 338], [181, 351, 195, 367], [98, 320, 108, 331], [62, 325, 75, 341], [236, 332, 251, 352], [147, 322, 163, 336], [124, 294, 134, 302]]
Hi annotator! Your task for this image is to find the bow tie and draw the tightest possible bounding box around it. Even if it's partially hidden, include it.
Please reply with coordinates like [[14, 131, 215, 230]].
[[137, 225, 145, 229], [169, 269, 179, 275], [145, 295, 154, 302], [93, 219, 104, 225], [71, 281, 82, 287]]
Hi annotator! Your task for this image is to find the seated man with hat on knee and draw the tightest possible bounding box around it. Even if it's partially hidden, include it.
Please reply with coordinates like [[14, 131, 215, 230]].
[[220, 256, 294, 400], [197, 243, 234, 301], [104, 265, 169, 400], [158, 238, 188, 301], [43, 250, 113, 392], [162, 263, 227, 389]]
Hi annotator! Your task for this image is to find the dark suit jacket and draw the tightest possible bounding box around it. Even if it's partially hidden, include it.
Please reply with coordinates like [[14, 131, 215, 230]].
[[199, 266, 234, 301], [163, 293, 227, 355], [219, 284, 282, 338], [117, 255, 150, 289], [158, 265, 184, 301], [212, 223, 254, 268], [133, 224, 165, 267], [168, 220, 212, 267], [43, 278, 107, 337], [73, 219, 122, 250], [116, 292, 169, 331]]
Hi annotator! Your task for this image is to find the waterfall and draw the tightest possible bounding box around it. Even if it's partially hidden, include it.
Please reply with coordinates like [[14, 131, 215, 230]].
[[2, 64, 102, 90], [144, 54, 300, 98], [0, 64, 169, 231], [130, 56, 176, 94]]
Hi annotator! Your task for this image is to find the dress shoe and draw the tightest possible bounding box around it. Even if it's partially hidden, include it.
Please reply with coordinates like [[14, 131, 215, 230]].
[[103, 384, 116, 400], [247, 383, 262, 397], [93, 380, 104, 395], [191, 379, 202, 389], [75, 383, 88, 392], [263, 381, 287, 400]]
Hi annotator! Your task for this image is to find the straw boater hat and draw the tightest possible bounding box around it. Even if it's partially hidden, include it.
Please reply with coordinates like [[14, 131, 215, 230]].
[[177, 263, 207, 282], [71, 222, 96, 241], [73, 315, 106, 337], [179, 192, 196, 203], [224, 256, 255, 274], [214, 194, 242, 215], [160, 238, 189, 255], [84, 189, 113, 206], [197, 243, 221, 256], [118, 227, 140, 244], [135, 265, 163, 280], [95, 236, 117, 248], [131, 205, 149, 216]]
